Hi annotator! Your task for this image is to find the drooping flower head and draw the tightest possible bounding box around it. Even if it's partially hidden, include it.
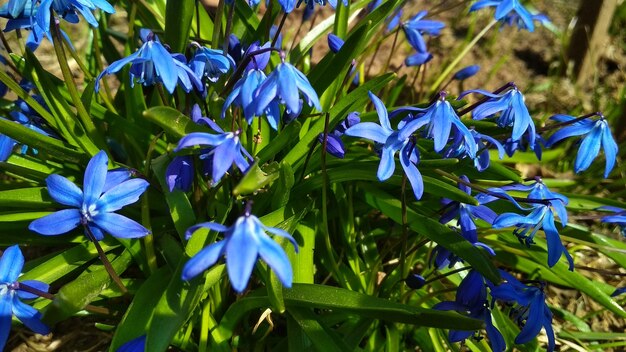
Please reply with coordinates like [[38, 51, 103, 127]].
[[0, 245, 50, 351], [434, 270, 505, 351], [402, 10, 445, 53], [470, 0, 537, 32], [461, 85, 536, 149], [546, 113, 618, 178], [253, 54, 321, 118], [345, 92, 424, 199], [36, 0, 115, 30], [318, 112, 360, 159], [189, 44, 235, 83], [182, 204, 298, 293], [96, 29, 203, 94], [492, 179, 573, 270], [29, 150, 151, 240]]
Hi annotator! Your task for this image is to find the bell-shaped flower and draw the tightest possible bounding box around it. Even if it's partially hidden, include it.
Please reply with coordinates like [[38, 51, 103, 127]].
[[461, 86, 536, 149], [182, 208, 298, 293], [492, 180, 573, 269], [434, 270, 506, 351], [189, 45, 234, 83], [489, 271, 555, 351], [402, 10, 445, 53], [0, 245, 50, 350], [96, 29, 202, 94], [223, 69, 281, 130], [546, 114, 617, 178], [599, 206, 626, 237], [318, 112, 360, 158], [345, 92, 425, 199], [29, 150, 151, 240], [444, 129, 504, 171], [470, 0, 536, 32], [253, 58, 321, 117], [453, 65, 480, 81], [36, 0, 114, 30], [175, 128, 252, 185]]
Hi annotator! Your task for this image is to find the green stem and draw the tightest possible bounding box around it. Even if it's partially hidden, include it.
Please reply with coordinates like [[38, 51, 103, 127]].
[[428, 19, 497, 94], [51, 19, 103, 156], [84, 226, 128, 294]]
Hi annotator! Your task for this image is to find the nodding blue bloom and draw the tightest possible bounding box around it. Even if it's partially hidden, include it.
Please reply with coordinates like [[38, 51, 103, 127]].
[[386, 8, 403, 33], [189, 45, 234, 83], [405, 273, 426, 289], [453, 65, 480, 81], [298, 0, 347, 11], [327, 33, 344, 54], [402, 10, 445, 53], [318, 112, 360, 158], [223, 69, 281, 130], [182, 207, 299, 293], [345, 92, 425, 199], [29, 150, 151, 240], [175, 128, 252, 185], [503, 132, 544, 160], [492, 180, 573, 270], [96, 29, 203, 94], [489, 271, 555, 352], [36, 0, 115, 30], [444, 129, 505, 171], [434, 270, 506, 352], [405, 51, 433, 67], [117, 335, 146, 352], [392, 92, 478, 158], [253, 58, 321, 117], [598, 206, 626, 237], [0, 245, 50, 351], [546, 114, 618, 178], [470, 0, 536, 32], [461, 86, 536, 149]]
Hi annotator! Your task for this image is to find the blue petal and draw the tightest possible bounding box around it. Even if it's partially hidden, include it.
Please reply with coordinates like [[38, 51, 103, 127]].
[[574, 123, 602, 173], [262, 224, 299, 251], [0, 245, 23, 283], [117, 335, 147, 352], [257, 232, 293, 288], [377, 146, 396, 181], [175, 132, 229, 151], [344, 122, 390, 144], [185, 222, 229, 240], [449, 329, 473, 343], [254, 73, 278, 117], [494, 0, 515, 20], [150, 41, 178, 93], [45, 174, 84, 207], [95, 178, 149, 213], [89, 224, 105, 241], [0, 296, 12, 352], [95, 50, 143, 92], [225, 217, 259, 292], [400, 146, 423, 200], [293, 65, 321, 111], [277, 64, 300, 115], [0, 135, 16, 161], [514, 296, 544, 344], [210, 136, 237, 183], [368, 92, 391, 132], [29, 209, 81, 235], [12, 298, 49, 335], [182, 240, 226, 281], [103, 168, 132, 193], [601, 122, 617, 178], [93, 213, 150, 238], [83, 150, 109, 207]]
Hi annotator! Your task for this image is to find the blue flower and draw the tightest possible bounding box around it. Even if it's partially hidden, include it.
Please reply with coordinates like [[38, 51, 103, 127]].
[[29, 150, 151, 240], [117, 335, 146, 352], [492, 180, 573, 269], [36, 0, 114, 30], [175, 129, 252, 185], [470, 0, 536, 32], [434, 270, 505, 351], [223, 69, 281, 130], [254, 58, 321, 117], [599, 206, 626, 237], [345, 92, 425, 199], [96, 29, 203, 94], [404, 52, 433, 67], [453, 65, 480, 81], [461, 86, 536, 148], [182, 208, 298, 293], [327, 33, 344, 54], [546, 114, 618, 178], [444, 128, 504, 171], [489, 271, 555, 351], [393, 93, 478, 158], [318, 112, 360, 158], [402, 10, 445, 53], [405, 273, 426, 289], [0, 245, 50, 351], [189, 45, 234, 83]]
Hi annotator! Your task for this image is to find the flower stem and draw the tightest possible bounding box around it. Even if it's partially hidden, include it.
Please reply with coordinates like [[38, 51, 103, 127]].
[[221, 47, 282, 97], [84, 226, 128, 294], [51, 18, 103, 156], [272, 13, 289, 48], [17, 282, 111, 315], [424, 266, 471, 284], [429, 19, 497, 94], [536, 111, 602, 133], [382, 28, 400, 75], [456, 81, 515, 116]]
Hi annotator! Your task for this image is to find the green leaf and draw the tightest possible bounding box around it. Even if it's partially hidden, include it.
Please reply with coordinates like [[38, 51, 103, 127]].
[[288, 307, 351, 352], [110, 266, 173, 351], [233, 161, 280, 196], [143, 106, 211, 139], [0, 187, 54, 208], [147, 262, 225, 352], [362, 185, 501, 283], [43, 249, 133, 324], [164, 0, 194, 53]]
